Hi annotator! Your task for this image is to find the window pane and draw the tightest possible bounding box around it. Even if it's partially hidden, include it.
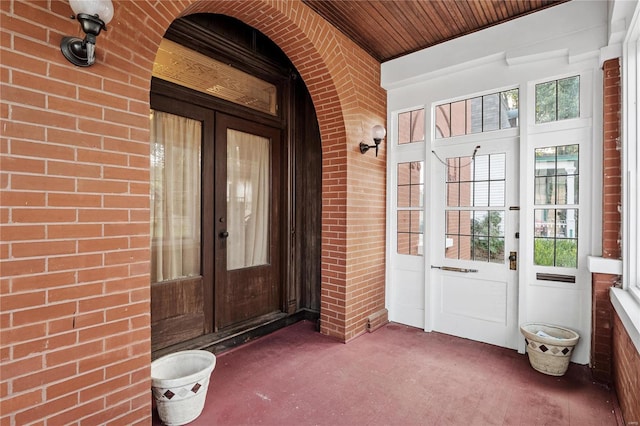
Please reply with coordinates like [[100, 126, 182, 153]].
[[410, 234, 422, 256], [460, 210, 473, 235], [556, 175, 579, 204], [473, 181, 489, 206], [410, 184, 424, 207], [411, 109, 426, 142], [474, 155, 489, 181], [459, 235, 472, 260], [467, 97, 483, 133], [447, 182, 460, 207], [489, 237, 505, 263], [397, 162, 410, 185], [473, 211, 489, 236], [473, 237, 489, 262], [398, 233, 410, 254], [556, 209, 578, 238], [435, 104, 451, 139], [557, 144, 579, 173], [398, 111, 411, 144], [534, 238, 555, 266], [535, 209, 555, 237], [483, 93, 500, 131], [535, 147, 557, 176], [500, 89, 519, 129], [490, 153, 506, 180], [459, 182, 472, 207], [445, 235, 459, 259], [451, 101, 466, 136], [398, 211, 410, 232], [489, 181, 505, 206], [397, 185, 410, 208], [410, 211, 422, 233], [556, 239, 578, 267], [446, 211, 460, 234], [535, 176, 555, 205], [227, 129, 270, 270], [536, 81, 557, 123], [558, 76, 580, 120]]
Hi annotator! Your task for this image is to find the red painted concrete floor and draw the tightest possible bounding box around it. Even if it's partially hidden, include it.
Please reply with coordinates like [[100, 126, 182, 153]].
[[152, 320, 621, 425]]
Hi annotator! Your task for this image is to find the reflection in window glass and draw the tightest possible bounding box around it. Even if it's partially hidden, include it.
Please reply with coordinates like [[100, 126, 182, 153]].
[[533, 144, 579, 268], [435, 104, 451, 139], [483, 93, 500, 132], [399, 108, 426, 144], [535, 76, 580, 123], [436, 89, 518, 139], [534, 145, 579, 205], [397, 161, 424, 256], [444, 153, 506, 263], [534, 209, 578, 267]]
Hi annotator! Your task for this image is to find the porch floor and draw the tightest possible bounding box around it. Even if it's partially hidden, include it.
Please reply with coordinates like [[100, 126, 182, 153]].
[[152, 320, 621, 426]]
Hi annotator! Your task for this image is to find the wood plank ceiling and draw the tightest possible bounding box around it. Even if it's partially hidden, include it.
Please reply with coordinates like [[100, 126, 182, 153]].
[[302, 0, 569, 62]]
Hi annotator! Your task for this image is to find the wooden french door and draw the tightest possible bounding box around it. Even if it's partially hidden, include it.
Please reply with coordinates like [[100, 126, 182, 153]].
[[213, 113, 282, 330], [150, 98, 284, 352]]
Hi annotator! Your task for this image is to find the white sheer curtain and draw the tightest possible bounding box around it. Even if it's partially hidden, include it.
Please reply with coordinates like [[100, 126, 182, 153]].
[[227, 129, 269, 270], [150, 110, 201, 282]]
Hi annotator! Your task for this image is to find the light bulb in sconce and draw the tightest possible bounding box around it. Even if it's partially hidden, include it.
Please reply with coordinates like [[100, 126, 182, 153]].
[[360, 124, 387, 157], [60, 0, 114, 67]]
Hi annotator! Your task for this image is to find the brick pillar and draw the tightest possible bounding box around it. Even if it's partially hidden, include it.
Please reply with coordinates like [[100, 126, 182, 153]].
[[591, 58, 622, 383]]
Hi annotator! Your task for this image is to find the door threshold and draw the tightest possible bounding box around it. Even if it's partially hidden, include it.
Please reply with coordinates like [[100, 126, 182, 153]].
[[152, 309, 318, 360]]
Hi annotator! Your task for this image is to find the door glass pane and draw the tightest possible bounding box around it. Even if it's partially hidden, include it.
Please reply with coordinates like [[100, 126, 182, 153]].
[[227, 129, 270, 270], [443, 154, 506, 263], [150, 110, 202, 283]]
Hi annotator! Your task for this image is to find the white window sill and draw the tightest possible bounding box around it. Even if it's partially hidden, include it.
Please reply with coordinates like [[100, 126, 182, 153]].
[[610, 287, 640, 355]]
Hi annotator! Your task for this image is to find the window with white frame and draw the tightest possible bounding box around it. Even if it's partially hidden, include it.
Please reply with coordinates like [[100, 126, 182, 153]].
[[623, 12, 640, 300], [396, 108, 426, 256]]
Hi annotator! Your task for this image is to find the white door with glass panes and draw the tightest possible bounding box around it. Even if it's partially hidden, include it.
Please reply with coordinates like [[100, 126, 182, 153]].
[[429, 90, 520, 349]]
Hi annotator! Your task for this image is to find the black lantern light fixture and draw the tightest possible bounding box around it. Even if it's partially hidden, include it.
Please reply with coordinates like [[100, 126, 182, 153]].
[[360, 125, 387, 157], [60, 0, 114, 67]]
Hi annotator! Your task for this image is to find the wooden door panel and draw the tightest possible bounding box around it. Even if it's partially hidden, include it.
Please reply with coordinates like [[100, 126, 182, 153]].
[[151, 278, 205, 352], [214, 113, 283, 330]]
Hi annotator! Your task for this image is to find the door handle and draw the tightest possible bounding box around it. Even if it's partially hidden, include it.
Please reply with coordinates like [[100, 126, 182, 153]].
[[509, 251, 517, 270], [219, 231, 229, 238]]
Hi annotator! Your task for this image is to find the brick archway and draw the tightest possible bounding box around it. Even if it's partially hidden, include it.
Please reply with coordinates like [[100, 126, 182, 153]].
[[125, 0, 387, 341]]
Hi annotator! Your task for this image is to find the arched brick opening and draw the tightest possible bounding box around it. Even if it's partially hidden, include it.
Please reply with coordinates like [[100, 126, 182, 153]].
[[2, 1, 383, 422], [124, 0, 387, 341]]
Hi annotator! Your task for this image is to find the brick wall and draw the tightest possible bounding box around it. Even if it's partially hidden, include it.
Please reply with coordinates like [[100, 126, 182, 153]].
[[0, 0, 386, 423], [596, 58, 640, 426], [612, 313, 640, 424], [590, 59, 622, 383]]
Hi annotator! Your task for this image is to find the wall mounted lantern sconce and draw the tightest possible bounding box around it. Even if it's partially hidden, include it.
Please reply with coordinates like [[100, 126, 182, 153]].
[[60, 0, 114, 67], [360, 125, 387, 157]]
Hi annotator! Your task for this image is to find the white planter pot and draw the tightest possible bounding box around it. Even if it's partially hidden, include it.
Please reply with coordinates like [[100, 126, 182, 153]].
[[151, 350, 217, 426], [520, 323, 580, 376]]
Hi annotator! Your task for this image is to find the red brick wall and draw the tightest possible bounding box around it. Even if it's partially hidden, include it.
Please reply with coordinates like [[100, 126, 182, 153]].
[[596, 58, 640, 426], [0, 0, 386, 423], [612, 313, 640, 424], [591, 59, 622, 383]]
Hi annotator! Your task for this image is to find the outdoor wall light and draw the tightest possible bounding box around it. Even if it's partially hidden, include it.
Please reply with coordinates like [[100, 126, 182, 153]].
[[60, 0, 114, 67], [359, 125, 387, 157]]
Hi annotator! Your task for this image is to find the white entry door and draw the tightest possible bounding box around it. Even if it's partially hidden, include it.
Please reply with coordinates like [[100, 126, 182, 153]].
[[430, 136, 519, 349]]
